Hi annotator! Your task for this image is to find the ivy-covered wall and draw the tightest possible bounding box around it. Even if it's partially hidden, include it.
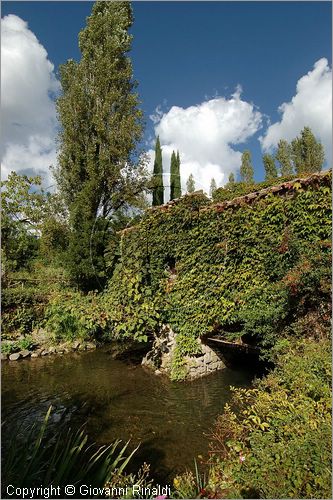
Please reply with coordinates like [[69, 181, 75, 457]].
[[104, 171, 331, 379]]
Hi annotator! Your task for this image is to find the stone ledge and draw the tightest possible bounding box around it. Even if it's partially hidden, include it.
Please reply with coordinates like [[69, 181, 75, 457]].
[[142, 325, 226, 380]]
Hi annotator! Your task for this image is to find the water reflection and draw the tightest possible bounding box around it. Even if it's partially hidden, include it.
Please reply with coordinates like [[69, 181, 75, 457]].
[[2, 347, 253, 480]]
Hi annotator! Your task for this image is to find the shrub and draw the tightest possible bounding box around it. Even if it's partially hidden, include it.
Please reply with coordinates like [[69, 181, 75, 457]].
[[1, 336, 34, 355], [1, 285, 47, 336], [45, 290, 109, 342], [1, 342, 17, 355], [204, 338, 332, 499]]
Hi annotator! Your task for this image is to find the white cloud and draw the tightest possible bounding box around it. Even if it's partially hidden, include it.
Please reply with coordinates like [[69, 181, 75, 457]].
[[1, 14, 60, 186], [148, 88, 263, 198], [260, 58, 332, 162]]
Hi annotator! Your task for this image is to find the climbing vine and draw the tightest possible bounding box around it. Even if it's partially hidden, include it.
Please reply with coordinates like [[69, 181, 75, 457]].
[[104, 172, 331, 378]]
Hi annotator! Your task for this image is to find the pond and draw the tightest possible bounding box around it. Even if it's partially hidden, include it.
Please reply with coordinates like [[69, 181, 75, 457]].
[[2, 346, 254, 482]]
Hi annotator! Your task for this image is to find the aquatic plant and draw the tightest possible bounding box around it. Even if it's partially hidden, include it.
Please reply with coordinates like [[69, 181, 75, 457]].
[[2, 406, 139, 496]]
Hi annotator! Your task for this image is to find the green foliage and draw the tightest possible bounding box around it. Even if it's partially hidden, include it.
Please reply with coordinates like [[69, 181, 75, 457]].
[[55, 1, 148, 290], [276, 139, 294, 176], [212, 175, 296, 202], [176, 151, 181, 196], [204, 338, 331, 498], [104, 172, 331, 378], [2, 263, 70, 337], [45, 290, 109, 342], [103, 264, 162, 344], [209, 178, 217, 198], [172, 464, 207, 499], [262, 153, 278, 181], [1, 336, 35, 354], [186, 173, 196, 193], [291, 126, 325, 174], [1, 342, 17, 355], [1, 172, 45, 272], [152, 136, 164, 206], [170, 150, 181, 200], [240, 150, 254, 183], [2, 406, 139, 493], [3, 307, 37, 337], [2, 285, 46, 336], [39, 195, 70, 265], [228, 172, 235, 184], [1, 172, 71, 278], [17, 336, 35, 351]]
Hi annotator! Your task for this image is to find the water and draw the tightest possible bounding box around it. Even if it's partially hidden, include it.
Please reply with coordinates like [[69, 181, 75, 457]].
[[2, 346, 253, 481]]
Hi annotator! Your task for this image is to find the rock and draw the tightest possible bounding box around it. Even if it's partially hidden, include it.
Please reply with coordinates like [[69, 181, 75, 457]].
[[9, 352, 21, 361], [19, 350, 31, 358], [1, 353, 8, 361], [86, 342, 96, 350], [204, 352, 212, 364], [31, 352, 40, 358], [41, 350, 49, 356], [48, 346, 56, 354], [72, 341, 80, 350], [78, 344, 86, 351], [155, 369, 162, 375], [160, 343, 169, 354]]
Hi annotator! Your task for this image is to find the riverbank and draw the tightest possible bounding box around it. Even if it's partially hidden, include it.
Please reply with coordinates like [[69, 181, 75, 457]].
[[1, 328, 97, 361]]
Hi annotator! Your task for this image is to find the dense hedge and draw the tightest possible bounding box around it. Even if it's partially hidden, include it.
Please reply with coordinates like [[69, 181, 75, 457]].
[[104, 172, 331, 378]]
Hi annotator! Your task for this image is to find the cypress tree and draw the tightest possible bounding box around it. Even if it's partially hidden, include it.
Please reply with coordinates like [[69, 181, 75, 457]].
[[263, 154, 278, 181], [240, 150, 254, 183], [170, 150, 177, 200], [275, 139, 293, 177], [152, 136, 164, 206], [174, 150, 181, 198], [186, 174, 195, 193], [209, 178, 217, 197], [291, 127, 325, 174]]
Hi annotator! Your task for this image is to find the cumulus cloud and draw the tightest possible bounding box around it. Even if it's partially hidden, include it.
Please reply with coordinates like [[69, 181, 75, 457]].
[[1, 14, 60, 186], [148, 88, 263, 198], [260, 58, 332, 162]]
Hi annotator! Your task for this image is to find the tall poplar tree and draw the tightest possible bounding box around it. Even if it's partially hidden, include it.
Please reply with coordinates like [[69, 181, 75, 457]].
[[263, 154, 278, 181], [240, 150, 254, 184], [152, 136, 164, 206], [170, 150, 181, 200], [56, 1, 147, 290], [291, 127, 325, 174], [275, 139, 293, 177]]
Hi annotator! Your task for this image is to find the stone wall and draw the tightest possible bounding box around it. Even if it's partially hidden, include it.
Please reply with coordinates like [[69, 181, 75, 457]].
[[142, 325, 225, 380], [186, 343, 226, 379]]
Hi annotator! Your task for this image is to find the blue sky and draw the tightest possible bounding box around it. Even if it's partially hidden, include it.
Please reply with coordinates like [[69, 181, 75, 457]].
[[2, 1, 332, 194]]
